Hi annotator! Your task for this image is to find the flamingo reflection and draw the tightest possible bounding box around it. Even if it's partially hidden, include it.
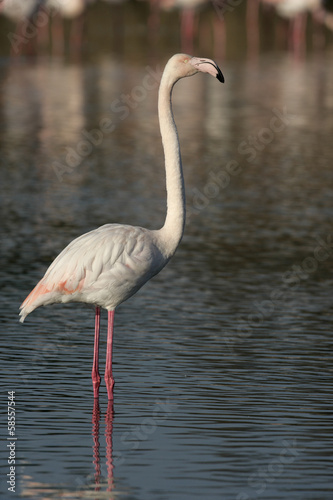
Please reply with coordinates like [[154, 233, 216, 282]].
[[92, 400, 115, 495]]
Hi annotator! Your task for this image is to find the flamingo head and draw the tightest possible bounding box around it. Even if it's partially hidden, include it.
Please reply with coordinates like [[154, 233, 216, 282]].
[[166, 54, 224, 83]]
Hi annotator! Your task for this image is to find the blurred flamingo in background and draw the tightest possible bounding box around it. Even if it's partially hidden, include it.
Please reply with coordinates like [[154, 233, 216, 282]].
[[20, 53, 224, 400], [315, 0, 333, 34], [0, 0, 93, 56], [274, 0, 319, 55], [45, 0, 92, 55], [1, 0, 48, 55], [0, 0, 42, 21], [259, 0, 333, 56], [159, 0, 210, 53]]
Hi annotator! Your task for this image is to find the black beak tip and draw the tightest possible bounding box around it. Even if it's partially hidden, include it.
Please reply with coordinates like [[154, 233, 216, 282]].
[[216, 69, 225, 83]]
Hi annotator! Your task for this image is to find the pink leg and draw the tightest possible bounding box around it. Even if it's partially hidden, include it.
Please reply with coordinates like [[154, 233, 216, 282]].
[[92, 307, 101, 399], [105, 310, 115, 400]]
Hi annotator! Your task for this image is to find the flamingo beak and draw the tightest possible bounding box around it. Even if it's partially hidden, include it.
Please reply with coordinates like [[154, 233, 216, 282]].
[[190, 57, 224, 83]]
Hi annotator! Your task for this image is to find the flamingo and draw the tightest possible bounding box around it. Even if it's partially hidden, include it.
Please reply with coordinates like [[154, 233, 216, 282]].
[[45, 0, 91, 55], [0, 0, 40, 21], [19, 54, 224, 400]]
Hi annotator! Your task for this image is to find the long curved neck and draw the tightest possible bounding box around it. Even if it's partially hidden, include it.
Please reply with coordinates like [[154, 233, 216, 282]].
[[157, 71, 186, 257]]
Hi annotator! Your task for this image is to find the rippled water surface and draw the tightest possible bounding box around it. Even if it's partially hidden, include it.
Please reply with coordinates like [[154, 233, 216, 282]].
[[1, 48, 333, 500]]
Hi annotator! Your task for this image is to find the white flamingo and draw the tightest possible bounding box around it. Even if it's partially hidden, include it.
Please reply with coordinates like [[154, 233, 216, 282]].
[[260, 0, 323, 56], [46, 0, 89, 18], [274, 0, 319, 17], [0, 0, 40, 21], [20, 54, 224, 400], [45, 0, 91, 55], [0, 0, 47, 56]]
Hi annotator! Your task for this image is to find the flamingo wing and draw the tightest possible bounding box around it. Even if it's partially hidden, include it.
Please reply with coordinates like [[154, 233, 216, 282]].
[[20, 224, 164, 322]]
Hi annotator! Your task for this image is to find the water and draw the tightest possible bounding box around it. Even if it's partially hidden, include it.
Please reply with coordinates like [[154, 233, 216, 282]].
[[1, 41, 333, 500]]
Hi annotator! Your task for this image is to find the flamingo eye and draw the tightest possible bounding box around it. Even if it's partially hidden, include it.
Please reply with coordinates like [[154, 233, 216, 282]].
[[183, 58, 188, 63]]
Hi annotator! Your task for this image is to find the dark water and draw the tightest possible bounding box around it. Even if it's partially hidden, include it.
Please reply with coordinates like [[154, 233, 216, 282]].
[[1, 39, 333, 500]]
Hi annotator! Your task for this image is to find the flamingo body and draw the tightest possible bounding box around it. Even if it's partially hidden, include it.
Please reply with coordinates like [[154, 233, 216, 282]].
[[1, 0, 39, 22], [46, 0, 87, 18], [275, 0, 319, 17], [20, 54, 224, 399], [20, 224, 168, 320]]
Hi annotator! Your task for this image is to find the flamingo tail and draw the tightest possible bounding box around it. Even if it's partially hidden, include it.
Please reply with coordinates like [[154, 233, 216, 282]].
[[19, 281, 51, 323]]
